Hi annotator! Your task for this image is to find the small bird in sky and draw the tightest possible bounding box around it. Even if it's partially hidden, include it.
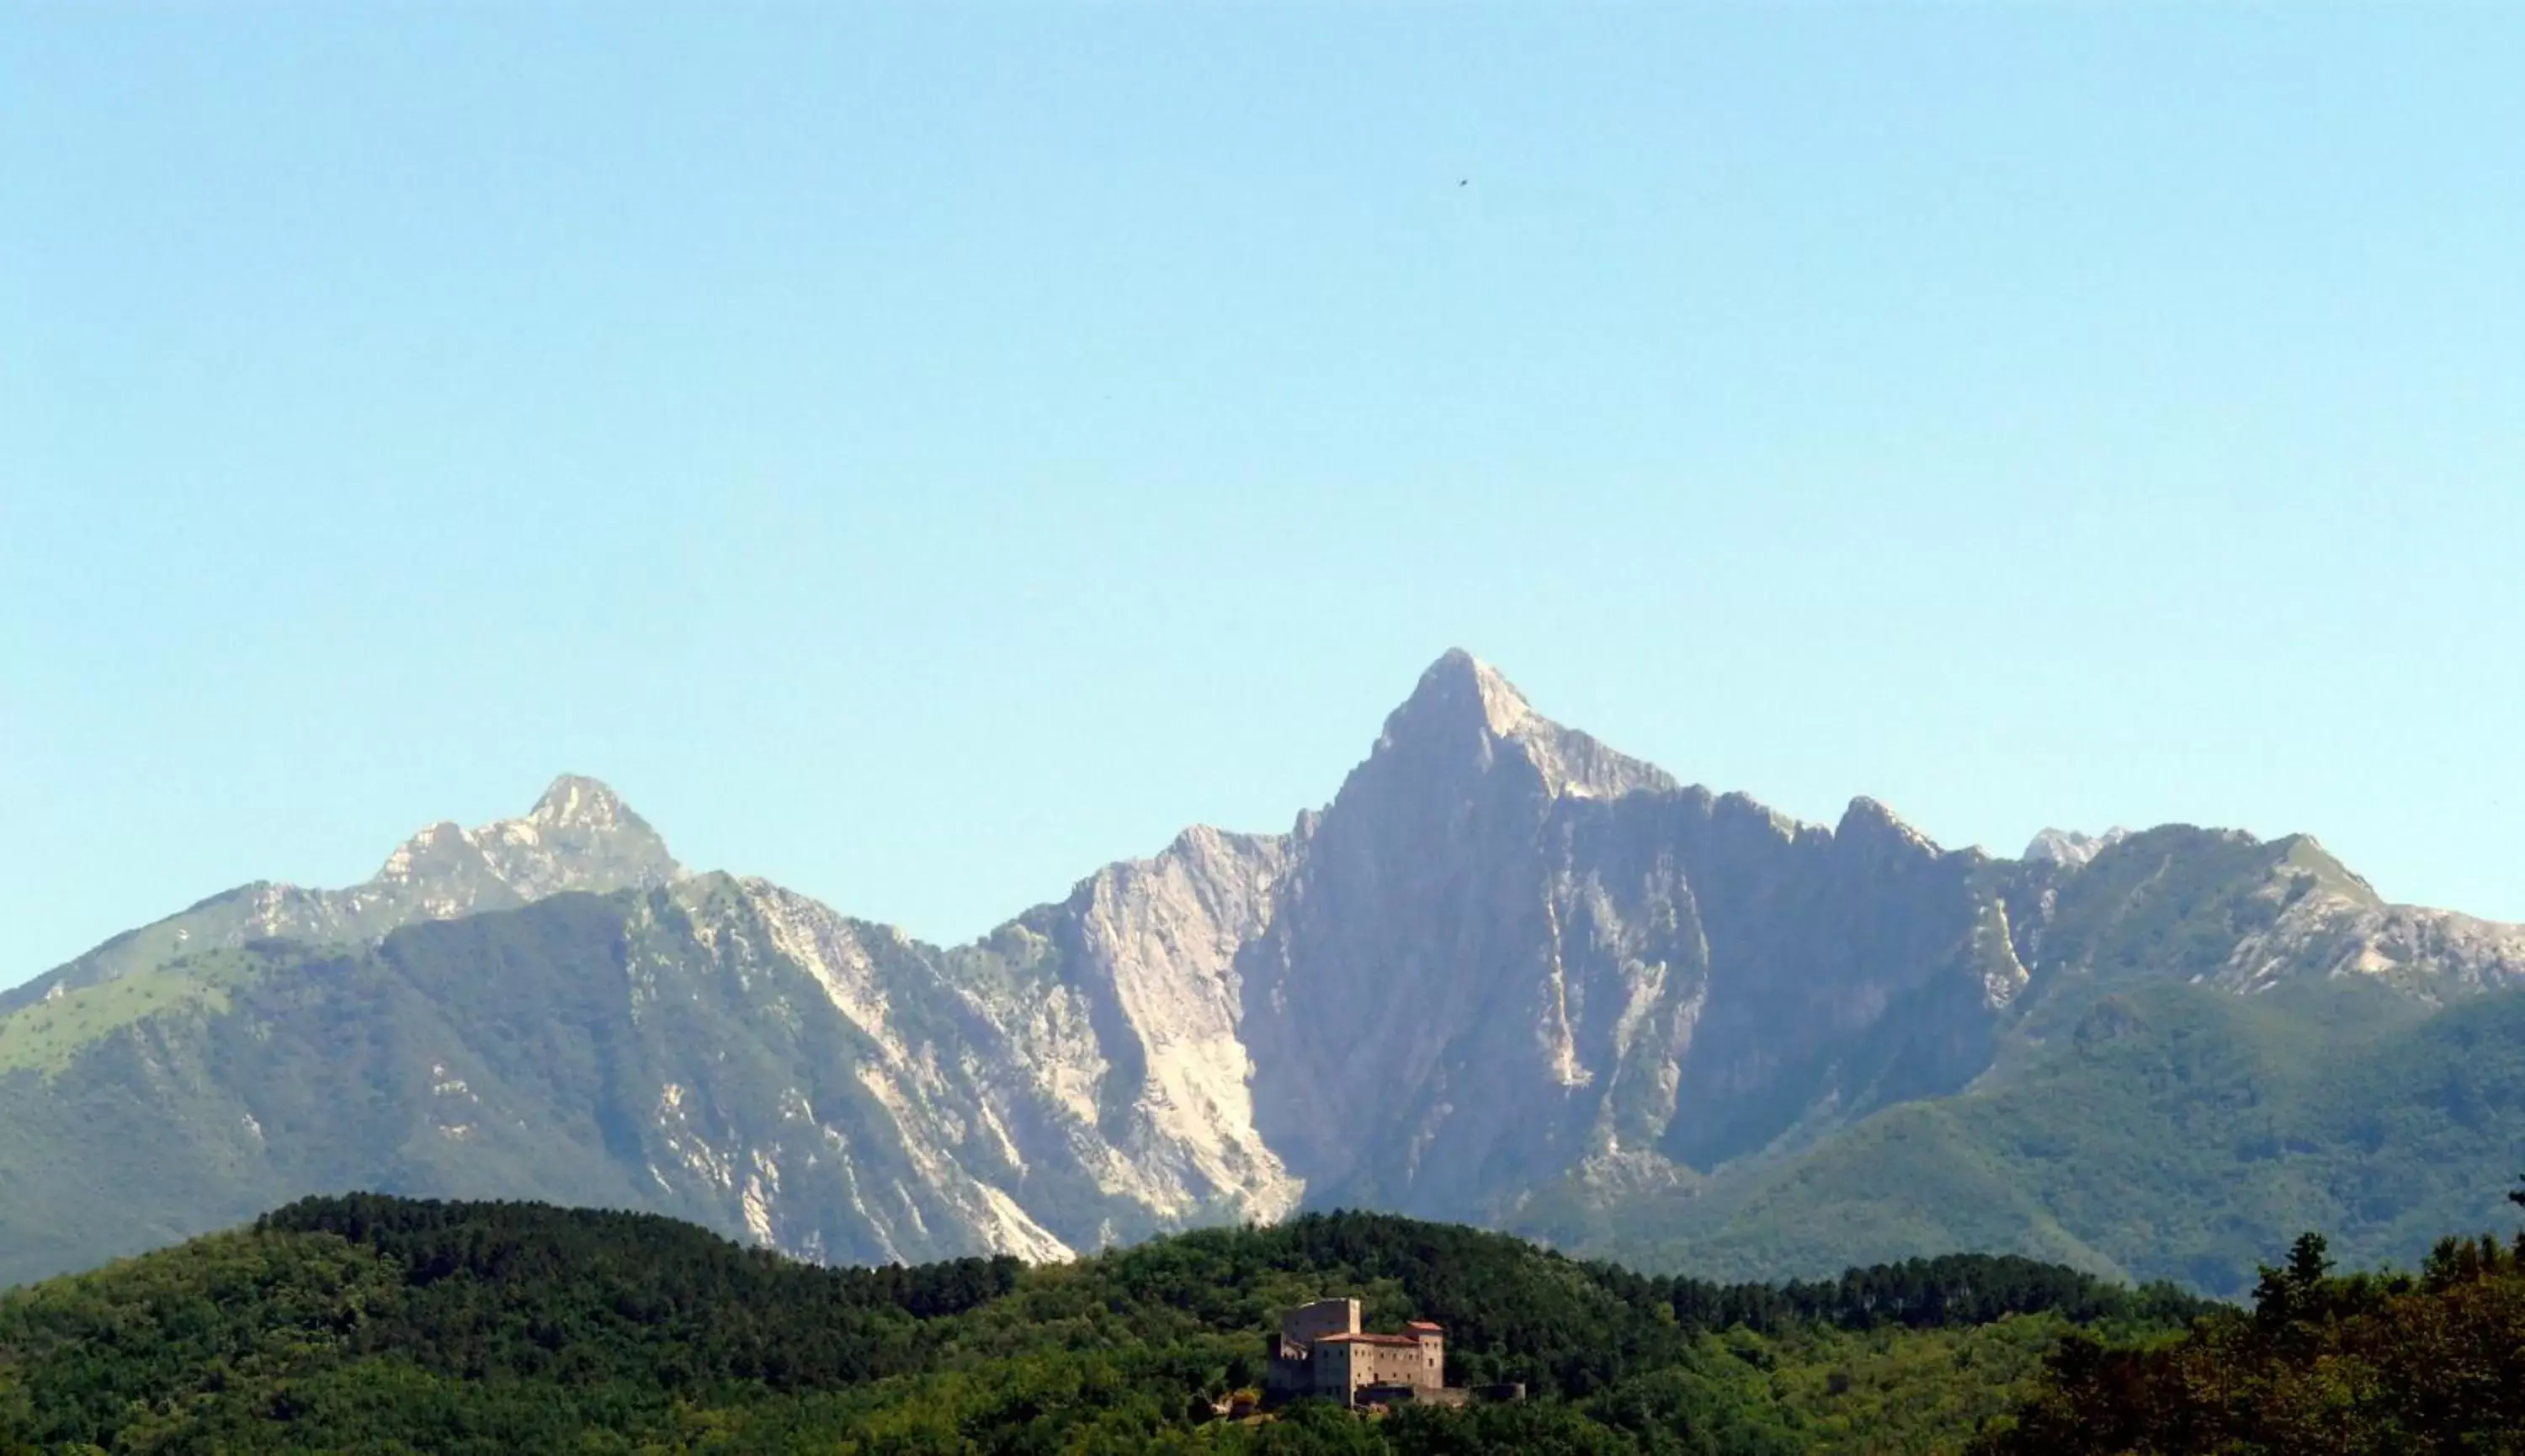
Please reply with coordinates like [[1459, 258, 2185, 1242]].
[[1459, 178, 1469, 186]]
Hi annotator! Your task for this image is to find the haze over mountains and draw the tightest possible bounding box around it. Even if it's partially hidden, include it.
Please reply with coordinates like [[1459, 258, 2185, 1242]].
[[4, 651, 2521, 1294]]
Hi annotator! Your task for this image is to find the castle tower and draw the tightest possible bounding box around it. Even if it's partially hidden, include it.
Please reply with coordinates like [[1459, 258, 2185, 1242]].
[[1265, 1297, 1363, 1397], [1405, 1320, 1444, 1390]]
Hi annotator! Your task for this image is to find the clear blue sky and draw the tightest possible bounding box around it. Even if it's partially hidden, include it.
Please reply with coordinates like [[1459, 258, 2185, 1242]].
[[6, 4, 2521, 988]]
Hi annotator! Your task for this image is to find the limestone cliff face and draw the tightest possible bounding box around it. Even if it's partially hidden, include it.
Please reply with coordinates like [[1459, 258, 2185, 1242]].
[[1002, 825, 1301, 1225], [705, 820, 1309, 1265], [2237, 897, 2525, 998], [1235, 653, 2019, 1221], [1236, 650, 1682, 1214]]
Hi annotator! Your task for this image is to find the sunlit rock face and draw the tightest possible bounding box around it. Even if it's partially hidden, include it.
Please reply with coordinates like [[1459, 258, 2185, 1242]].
[[1235, 651, 2021, 1223]]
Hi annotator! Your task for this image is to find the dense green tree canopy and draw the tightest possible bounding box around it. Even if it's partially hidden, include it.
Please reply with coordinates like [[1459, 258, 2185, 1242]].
[[0, 1195, 2207, 1453], [1979, 1221, 2525, 1454]]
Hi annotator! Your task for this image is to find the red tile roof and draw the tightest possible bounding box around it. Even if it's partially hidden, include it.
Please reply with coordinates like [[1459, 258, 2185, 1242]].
[[1404, 1321, 1443, 1332], [1316, 1333, 1419, 1347]]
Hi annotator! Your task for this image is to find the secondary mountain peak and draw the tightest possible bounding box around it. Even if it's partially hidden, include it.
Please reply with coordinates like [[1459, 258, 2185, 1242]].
[[5, 776, 684, 1016], [1835, 795, 1942, 857], [379, 774, 678, 893], [457, 773, 682, 902], [2023, 826, 2129, 869]]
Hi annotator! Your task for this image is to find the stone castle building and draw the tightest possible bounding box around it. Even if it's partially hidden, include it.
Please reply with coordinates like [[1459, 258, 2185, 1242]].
[[1264, 1297, 1460, 1406]]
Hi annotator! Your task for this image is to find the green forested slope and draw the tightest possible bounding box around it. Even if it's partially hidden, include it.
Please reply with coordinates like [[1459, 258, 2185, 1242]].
[[1584, 980, 2525, 1294], [0, 1195, 2203, 1455]]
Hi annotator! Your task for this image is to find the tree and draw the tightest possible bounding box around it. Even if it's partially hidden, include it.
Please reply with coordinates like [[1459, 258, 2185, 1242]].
[[0, 1369, 33, 1456], [2251, 1231, 2332, 1327]]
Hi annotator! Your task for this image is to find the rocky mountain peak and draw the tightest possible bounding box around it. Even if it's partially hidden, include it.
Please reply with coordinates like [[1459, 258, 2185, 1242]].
[[13, 776, 687, 1015], [2023, 826, 2130, 869], [1379, 649, 1530, 747], [1372, 650, 1675, 802], [1836, 796, 1942, 857], [530, 773, 637, 832], [1423, 647, 1543, 737], [375, 776, 678, 896], [375, 821, 478, 879], [477, 776, 681, 901]]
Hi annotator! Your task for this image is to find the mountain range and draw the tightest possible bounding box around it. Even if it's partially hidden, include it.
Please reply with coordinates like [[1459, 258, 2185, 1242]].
[[4, 650, 2521, 1293]]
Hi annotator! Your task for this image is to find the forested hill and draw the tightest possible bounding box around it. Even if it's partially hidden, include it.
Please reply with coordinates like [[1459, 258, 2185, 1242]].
[[0, 1194, 2205, 1454], [1974, 1180, 2525, 1455]]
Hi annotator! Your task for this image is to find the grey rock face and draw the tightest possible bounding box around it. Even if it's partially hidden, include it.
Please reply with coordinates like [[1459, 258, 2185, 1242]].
[[2023, 826, 2130, 869], [1002, 824, 1302, 1224], [1236, 662, 2023, 1224]]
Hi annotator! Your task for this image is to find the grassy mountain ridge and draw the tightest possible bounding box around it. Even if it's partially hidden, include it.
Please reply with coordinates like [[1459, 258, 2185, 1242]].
[[0, 1193, 2205, 1455]]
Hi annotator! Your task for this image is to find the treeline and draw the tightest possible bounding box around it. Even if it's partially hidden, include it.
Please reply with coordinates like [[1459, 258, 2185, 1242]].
[[0, 1193, 2208, 1454], [1613, 1250, 2206, 1336], [1975, 1182, 2525, 1454], [266, 1193, 1023, 1325]]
